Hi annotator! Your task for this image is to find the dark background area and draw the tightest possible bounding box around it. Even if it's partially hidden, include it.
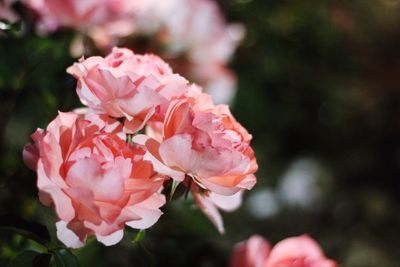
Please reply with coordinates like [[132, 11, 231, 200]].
[[1, 0, 400, 266]]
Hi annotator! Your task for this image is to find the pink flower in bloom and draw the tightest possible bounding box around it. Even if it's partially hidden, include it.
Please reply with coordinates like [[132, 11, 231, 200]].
[[231, 235, 338, 267], [135, 88, 257, 233], [67, 47, 188, 133], [23, 112, 165, 248], [24, 0, 135, 35]]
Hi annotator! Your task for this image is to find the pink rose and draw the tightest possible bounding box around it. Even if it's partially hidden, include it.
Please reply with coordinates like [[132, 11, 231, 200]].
[[231, 235, 270, 267], [231, 235, 338, 267], [67, 47, 188, 133], [135, 90, 257, 232], [158, 0, 244, 65], [23, 112, 165, 248], [24, 0, 134, 33]]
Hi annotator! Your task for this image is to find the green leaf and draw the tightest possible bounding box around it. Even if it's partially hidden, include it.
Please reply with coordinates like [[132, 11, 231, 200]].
[[7, 250, 48, 267], [0, 215, 50, 245], [51, 248, 80, 267], [132, 230, 146, 244], [32, 253, 52, 267]]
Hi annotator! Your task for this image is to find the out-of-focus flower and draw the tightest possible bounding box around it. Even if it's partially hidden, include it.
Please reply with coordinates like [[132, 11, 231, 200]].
[[189, 64, 237, 105], [23, 0, 244, 104], [67, 47, 188, 133], [245, 188, 280, 219], [158, 0, 245, 65], [23, 112, 165, 248], [24, 0, 136, 41], [0, 0, 19, 34], [277, 158, 325, 209], [135, 90, 257, 232], [231, 235, 338, 267], [231, 235, 270, 267], [154, 0, 245, 104]]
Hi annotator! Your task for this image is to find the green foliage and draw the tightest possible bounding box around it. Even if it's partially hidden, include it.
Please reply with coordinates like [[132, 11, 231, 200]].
[[51, 249, 80, 267], [0, 215, 50, 246], [132, 230, 146, 244], [8, 250, 43, 267]]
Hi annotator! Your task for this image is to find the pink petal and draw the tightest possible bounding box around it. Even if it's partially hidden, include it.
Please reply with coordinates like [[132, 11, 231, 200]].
[[158, 134, 198, 173], [237, 174, 257, 190], [23, 143, 39, 171], [37, 161, 75, 221], [192, 192, 224, 234], [125, 193, 165, 229], [56, 221, 85, 249], [133, 134, 185, 181], [199, 177, 243, 196], [208, 190, 243, 212], [23, 128, 45, 170], [66, 158, 127, 202], [96, 229, 124, 246]]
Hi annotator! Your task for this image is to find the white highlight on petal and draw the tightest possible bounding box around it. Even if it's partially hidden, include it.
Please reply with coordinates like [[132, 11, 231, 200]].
[[96, 230, 124, 246], [56, 221, 84, 249]]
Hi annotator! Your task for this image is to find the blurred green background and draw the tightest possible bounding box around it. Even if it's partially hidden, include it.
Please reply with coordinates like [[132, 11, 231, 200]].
[[1, 0, 400, 266]]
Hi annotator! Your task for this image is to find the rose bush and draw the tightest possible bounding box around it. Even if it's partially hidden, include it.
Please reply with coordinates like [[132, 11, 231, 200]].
[[23, 46, 258, 246]]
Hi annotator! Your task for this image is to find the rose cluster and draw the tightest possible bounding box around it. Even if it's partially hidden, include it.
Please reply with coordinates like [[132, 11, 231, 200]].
[[24, 47, 257, 248], [231, 235, 337, 267]]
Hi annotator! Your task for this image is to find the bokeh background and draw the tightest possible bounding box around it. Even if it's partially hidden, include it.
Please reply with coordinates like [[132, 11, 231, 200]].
[[1, 0, 400, 266]]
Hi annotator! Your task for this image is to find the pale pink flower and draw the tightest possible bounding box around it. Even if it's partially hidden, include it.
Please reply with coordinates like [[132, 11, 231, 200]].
[[0, 0, 19, 24], [231, 235, 338, 267], [67, 47, 188, 133], [159, 0, 244, 65], [190, 64, 237, 105], [23, 112, 165, 248], [134, 90, 257, 232], [158, 0, 244, 104], [24, 0, 136, 40]]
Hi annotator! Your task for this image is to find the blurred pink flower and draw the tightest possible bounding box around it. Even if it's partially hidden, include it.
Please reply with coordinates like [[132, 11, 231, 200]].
[[135, 89, 257, 232], [190, 64, 237, 105], [23, 0, 243, 104], [23, 112, 165, 248], [157, 0, 245, 104], [158, 0, 244, 65], [231, 235, 270, 267], [67, 47, 188, 133], [0, 0, 19, 24], [24, 0, 136, 39], [231, 235, 338, 267]]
